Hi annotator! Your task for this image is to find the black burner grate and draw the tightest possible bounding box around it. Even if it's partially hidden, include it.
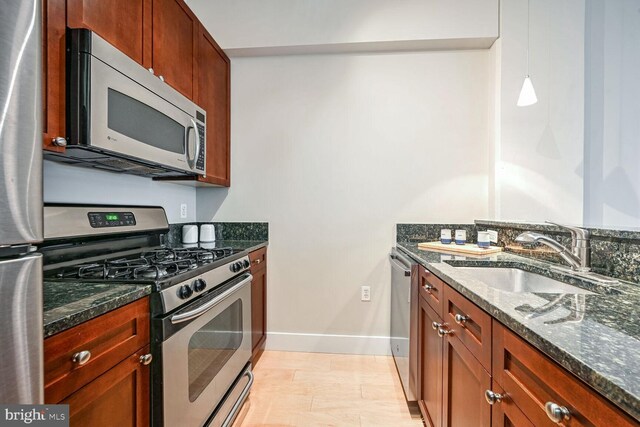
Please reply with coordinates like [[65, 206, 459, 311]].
[[50, 247, 236, 281]]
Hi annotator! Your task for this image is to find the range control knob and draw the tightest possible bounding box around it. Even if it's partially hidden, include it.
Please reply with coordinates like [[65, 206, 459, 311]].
[[193, 279, 207, 292], [178, 284, 193, 299], [230, 262, 240, 273], [242, 259, 250, 269]]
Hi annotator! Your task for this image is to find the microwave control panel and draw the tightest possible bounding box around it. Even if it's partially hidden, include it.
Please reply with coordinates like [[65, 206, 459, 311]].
[[88, 211, 136, 228]]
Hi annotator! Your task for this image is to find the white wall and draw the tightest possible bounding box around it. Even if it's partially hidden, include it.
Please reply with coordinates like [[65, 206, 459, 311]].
[[187, 0, 498, 55], [584, 0, 640, 228], [197, 51, 491, 353], [43, 161, 197, 223], [492, 0, 585, 224]]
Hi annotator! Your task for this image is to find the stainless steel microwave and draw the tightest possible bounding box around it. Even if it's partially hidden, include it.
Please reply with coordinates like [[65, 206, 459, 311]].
[[48, 29, 206, 177]]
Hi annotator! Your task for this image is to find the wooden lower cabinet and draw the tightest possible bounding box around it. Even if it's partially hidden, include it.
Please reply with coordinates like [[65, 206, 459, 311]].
[[415, 266, 639, 427], [442, 330, 491, 427], [250, 247, 267, 364], [45, 298, 151, 426], [490, 383, 535, 427], [492, 321, 639, 427], [418, 296, 443, 427], [63, 345, 150, 427]]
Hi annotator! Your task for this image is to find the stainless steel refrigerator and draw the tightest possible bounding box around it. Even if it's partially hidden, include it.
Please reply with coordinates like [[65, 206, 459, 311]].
[[0, 0, 44, 404]]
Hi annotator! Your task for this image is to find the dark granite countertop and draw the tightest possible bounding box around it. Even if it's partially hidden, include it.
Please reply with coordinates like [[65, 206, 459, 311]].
[[43, 281, 151, 338], [43, 240, 268, 338], [397, 242, 640, 422]]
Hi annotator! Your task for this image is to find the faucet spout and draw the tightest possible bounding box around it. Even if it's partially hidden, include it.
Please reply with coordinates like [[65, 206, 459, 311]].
[[515, 232, 589, 272]]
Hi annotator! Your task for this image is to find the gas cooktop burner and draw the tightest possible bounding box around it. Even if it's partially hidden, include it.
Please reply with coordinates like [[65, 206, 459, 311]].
[[50, 247, 236, 282]]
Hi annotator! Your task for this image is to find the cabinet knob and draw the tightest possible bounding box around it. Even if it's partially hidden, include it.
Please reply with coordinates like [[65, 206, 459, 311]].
[[437, 327, 453, 338], [545, 402, 571, 422], [454, 314, 469, 325], [485, 390, 504, 404], [139, 353, 153, 366], [148, 68, 154, 74], [52, 136, 67, 147], [431, 321, 443, 330], [422, 284, 433, 293], [159, 75, 165, 82], [253, 259, 261, 264], [72, 350, 91, 366]]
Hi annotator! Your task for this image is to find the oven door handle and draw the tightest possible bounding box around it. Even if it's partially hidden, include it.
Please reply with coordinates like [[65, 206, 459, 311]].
[[170, 273, 253, 324]]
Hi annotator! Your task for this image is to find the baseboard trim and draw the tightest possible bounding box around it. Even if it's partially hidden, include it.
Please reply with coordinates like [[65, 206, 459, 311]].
[[265, 332, 391, 355]]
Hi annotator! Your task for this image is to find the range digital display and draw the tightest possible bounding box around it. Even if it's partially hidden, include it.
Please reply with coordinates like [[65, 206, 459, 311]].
[[88, 212, 136, 228]]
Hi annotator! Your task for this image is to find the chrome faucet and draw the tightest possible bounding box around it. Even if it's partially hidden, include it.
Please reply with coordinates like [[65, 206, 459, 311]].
[[515, 222, 591, 272]]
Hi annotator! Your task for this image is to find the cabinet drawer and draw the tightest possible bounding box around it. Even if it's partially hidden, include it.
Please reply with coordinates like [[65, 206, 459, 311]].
[[45, 298, 150, 403], [249, 247, 267, 271], [492, 321, 638, 427], [419, 266, 445, 318], [443, 285, 492, 370]]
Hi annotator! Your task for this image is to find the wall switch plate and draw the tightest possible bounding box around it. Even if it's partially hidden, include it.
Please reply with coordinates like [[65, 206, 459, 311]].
[[361, 286, 371, 302], [487, 229, 498, 244], [180, 204, 188, 219]]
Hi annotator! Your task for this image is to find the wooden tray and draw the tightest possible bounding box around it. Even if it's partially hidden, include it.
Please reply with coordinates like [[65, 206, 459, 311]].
[[417, 241, 503, 256]]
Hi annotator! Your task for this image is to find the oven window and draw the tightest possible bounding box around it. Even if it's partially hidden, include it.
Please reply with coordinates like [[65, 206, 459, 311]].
[[107, 88, 185, 154], [188, 299, 243, 402]]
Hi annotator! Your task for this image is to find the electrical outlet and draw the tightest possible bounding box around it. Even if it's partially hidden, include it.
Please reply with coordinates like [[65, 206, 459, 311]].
[[487, 229, 498, 244], [180, 204, 188, 219], [361, 286, 371, 302]]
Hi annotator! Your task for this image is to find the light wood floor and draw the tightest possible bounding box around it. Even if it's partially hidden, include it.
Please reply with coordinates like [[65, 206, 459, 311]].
[[236, 351, 424, 427]]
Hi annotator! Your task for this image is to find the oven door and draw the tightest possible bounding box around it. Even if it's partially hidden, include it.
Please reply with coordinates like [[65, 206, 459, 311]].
[[161, 273, 252, 427]]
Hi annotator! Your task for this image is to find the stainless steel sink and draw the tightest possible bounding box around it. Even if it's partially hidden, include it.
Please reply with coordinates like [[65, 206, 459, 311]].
[[455, 267, 595, 295]]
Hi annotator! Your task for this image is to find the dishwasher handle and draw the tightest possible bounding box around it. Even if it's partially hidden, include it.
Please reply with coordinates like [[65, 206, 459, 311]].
[[390, 252, 411, 276]]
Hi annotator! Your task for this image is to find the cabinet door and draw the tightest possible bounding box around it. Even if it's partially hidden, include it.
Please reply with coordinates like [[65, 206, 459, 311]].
[[490, 383, 535, 427], [418, 297, 443, 427], [42, 0, 66, 152], [62, 346, 151, 427], [493, 321, 638, 427], [442, 334, 491, 427], [196, 26, 231, 186], [67, 0, 152, 67], [250, 264, 267, 363], [152, 0, 198, 99]]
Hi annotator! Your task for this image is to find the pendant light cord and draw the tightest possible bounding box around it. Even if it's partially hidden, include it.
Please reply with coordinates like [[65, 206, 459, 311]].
[[526, 0, 531, 76]]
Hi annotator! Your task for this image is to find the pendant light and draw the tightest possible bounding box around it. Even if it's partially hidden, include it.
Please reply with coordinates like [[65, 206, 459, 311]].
[[517, 0, 538, 106]]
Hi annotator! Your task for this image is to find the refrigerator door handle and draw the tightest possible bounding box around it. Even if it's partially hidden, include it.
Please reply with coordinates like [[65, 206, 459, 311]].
[[0, 254, 43, 404]]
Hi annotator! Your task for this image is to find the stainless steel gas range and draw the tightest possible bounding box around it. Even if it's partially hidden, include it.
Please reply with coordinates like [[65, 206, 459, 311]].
[[41, 205, 254, 427]]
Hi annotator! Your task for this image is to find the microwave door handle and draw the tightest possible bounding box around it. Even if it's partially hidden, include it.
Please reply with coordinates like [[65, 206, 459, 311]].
[[170, 273, 253, 324], [186, 118, 201, 170]]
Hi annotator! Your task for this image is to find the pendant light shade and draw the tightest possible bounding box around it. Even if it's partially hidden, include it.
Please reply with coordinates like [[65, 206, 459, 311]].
[[517, 76, 538, 106], [518, 0, 538, 107]]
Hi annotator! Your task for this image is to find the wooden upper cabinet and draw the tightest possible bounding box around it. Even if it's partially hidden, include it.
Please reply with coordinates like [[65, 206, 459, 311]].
[[67, 0, 152, 67], [152, 0, 198, 99], [195, 25, 231, 186], [42, 0, 66, 152]]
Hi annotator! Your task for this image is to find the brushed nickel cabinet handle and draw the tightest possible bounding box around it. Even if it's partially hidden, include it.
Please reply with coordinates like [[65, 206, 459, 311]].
[[422, 284, 433, 292], [437, 327, 453, 338], [139, 354, 153, 366], [431, 321, 443, 330], [72, 350, 91, 366], [454, 314, 469, 325], [253, 259, 261, 264], [52, 136, 67, 147], [545, 402, 571, 422], [485, 390, 504, 404]]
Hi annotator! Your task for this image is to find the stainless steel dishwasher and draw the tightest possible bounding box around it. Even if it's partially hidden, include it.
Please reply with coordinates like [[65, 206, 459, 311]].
[[389, 248, 417, 402]]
